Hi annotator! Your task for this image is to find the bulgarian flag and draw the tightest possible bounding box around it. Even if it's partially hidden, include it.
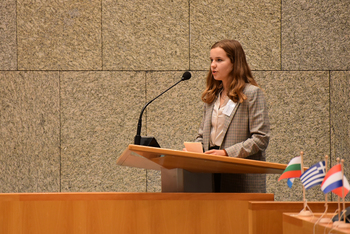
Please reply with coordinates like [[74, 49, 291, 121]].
[[278, 156, 302, 181]]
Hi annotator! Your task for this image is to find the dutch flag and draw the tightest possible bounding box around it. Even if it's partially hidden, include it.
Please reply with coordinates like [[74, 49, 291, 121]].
[[321, 164, 350, 197]]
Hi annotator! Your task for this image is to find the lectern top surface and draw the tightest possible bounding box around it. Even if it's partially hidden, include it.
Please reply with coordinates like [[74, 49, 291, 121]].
[[117, 145, 292, 174]]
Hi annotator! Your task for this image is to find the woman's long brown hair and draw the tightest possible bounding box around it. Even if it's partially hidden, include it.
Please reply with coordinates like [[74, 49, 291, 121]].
[[201, 40, 258, 104]]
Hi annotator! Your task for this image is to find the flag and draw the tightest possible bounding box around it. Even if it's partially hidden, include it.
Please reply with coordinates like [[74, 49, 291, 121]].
[[300, 161, 326, 190], [321, 164, 343, 194], [332, 175, 350, 198], [278, 156, 302, 181]]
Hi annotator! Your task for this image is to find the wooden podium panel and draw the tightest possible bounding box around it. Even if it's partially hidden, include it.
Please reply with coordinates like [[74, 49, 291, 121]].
[[0, 192, 274, 234], [117, 144, 287, 174], [117, 145, 295, 192], [249, 201, 350, 234], [283, 213, 350, 234]]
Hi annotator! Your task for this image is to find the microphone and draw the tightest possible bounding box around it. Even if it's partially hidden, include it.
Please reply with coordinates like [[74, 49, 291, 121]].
[[134, 71, 192, 147]]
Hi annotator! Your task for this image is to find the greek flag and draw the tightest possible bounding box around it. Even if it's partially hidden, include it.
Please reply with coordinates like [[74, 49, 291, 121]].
[[300, 161, 326, 190]]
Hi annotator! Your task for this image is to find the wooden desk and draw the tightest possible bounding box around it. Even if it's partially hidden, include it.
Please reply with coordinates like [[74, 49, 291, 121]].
[[283, 213, 350, 234], [0, 192, 274, 234], [249, 201, 350, 234]]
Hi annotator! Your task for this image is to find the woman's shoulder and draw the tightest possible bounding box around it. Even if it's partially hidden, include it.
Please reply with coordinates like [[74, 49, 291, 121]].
[[243, 83, 261, 95], [204, 99, 216, 108]]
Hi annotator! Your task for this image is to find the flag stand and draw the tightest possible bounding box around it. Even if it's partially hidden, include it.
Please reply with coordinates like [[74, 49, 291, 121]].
[[336, 159, 350, 229], [332, 158, 343, 227], [333, 196, 343, 227], [318, 155, 332, 223], [298, 151, 313, 217]]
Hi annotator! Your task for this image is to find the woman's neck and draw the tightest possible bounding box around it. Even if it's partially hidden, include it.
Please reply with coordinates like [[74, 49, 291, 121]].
[[221, 80, 230, 94], [221, 87, 229, 96]]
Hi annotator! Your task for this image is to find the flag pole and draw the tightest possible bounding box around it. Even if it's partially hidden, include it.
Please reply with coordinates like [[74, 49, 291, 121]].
[[342, 159, 346, 222], [333, 157, 342, 227], [337, 158, 341, 221], [337, 159, 350, 229], [301, 152, 307, 209], [325, 155, 329, 207], [299, 151, 312, 216], [319, 155, 332, 223]]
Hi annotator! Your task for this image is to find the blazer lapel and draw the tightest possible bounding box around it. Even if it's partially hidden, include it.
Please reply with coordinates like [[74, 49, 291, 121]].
[[203, 102, 215, 152]]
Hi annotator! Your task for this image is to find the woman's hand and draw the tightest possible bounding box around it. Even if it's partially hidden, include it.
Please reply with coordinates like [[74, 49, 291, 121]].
[[204, 149, 227, 156]]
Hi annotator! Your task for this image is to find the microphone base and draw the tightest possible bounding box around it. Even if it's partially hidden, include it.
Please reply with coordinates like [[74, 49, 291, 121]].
[[134, 136, 160, 148]]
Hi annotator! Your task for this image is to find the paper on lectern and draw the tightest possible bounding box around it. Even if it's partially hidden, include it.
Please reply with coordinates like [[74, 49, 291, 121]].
[[184, 142, 203, 153]]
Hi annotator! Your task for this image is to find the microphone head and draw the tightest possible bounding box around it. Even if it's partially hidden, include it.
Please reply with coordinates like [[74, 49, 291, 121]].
[[181, 71, 191, 81]]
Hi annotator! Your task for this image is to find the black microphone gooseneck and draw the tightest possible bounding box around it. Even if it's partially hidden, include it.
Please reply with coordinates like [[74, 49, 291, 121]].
[[134, 71, 192, 146]]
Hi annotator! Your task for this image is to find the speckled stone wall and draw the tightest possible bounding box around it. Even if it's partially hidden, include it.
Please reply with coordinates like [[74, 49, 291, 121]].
[[0, 0, 349, 201], [0, 1, 16, 70], [17, 0, 102, 70], [0, 71, 60, 192]]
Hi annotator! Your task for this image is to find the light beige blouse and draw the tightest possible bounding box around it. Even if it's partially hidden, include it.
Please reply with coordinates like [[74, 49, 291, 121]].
[[210, 93, 229, 147]]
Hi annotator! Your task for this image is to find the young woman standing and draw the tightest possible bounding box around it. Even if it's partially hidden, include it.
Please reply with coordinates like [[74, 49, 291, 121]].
[[195, 39, 270, 192]]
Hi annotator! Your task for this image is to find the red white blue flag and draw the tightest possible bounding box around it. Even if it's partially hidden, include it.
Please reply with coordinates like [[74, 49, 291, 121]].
[[332, 175, 350, 198], [321, 164, 349, 196]]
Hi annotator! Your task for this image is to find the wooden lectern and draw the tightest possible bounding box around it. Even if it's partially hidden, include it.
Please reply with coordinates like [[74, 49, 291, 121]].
[[117, 144, 287, 192]]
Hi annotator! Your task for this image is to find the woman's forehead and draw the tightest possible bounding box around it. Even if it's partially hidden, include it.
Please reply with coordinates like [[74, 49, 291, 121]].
[[210, 47, 228, 57]]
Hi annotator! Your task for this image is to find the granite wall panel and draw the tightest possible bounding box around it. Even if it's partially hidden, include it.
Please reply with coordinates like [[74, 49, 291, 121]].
[[282, 0, 350, 70], [60, 71, 146, 192], [330, 71, 350, 200], [190, 0, 281, 70], [254, 71, 330, 201], [17, 0, 102, 70], [0, 71, 60, 192], [0, 0, 17, 70], [103, 0, 189, 70]]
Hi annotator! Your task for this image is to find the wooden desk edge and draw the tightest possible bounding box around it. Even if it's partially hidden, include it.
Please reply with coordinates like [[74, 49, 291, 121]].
[[0, 192, 274, 202]]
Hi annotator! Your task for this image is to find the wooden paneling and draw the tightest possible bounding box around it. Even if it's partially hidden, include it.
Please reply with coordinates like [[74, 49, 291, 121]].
[[0, 192, 274, 234]]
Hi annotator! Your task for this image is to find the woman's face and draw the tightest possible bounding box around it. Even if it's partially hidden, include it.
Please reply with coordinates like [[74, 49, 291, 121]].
[[210, 47, 233, 83]]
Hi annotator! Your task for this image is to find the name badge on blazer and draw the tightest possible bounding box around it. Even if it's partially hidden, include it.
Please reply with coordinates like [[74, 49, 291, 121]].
[[223, 100, 236, 116]]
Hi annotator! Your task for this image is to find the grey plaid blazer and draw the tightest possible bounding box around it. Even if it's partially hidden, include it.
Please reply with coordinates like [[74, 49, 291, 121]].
[[195, 84, 270, 192]]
